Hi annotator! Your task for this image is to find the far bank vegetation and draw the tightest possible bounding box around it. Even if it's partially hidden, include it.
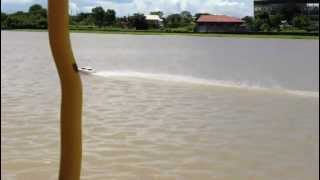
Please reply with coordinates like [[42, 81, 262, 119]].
[[1, 4, 319, 33]]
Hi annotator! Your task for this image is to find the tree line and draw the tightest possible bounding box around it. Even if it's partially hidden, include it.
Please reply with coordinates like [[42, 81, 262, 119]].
[[242, 4, 319, 32], [70, 8, 198, 30], [2, 4, 47, 29], [1, 4, 318, 32], [1, 5, 201, 31]]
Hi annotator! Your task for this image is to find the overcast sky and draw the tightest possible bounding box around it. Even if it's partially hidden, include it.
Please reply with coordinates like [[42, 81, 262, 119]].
[[1, 0, 254, 17]]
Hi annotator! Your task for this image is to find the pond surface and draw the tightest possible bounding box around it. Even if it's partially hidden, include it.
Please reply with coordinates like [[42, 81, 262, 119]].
[[1, 31, 319, 180]]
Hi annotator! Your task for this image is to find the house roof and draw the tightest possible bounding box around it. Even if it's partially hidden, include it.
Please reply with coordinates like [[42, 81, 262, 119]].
[[197, 15, 243, 23], [145, 15, 163, 21]]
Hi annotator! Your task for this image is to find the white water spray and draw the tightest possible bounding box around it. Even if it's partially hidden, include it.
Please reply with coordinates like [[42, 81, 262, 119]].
[[93, 70, 319, 98]]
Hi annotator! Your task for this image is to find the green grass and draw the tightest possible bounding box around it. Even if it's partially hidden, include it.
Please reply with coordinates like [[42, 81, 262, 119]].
[[7, 28, 319, 40]]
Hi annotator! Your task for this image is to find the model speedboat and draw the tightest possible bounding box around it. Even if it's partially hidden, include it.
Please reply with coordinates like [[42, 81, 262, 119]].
[[79, 66, 96, 74]]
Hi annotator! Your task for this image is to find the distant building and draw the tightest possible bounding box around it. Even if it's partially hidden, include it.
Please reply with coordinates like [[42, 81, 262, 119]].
[[254, 0, 319, 19], [145, 15, 163, 28], [195, 15, 244, 32]]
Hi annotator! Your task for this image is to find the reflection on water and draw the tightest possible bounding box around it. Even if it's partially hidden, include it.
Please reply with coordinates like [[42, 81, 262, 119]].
[[1, 31, 319, 180]]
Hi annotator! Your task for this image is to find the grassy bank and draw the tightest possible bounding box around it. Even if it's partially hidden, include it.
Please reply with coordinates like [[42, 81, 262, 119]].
[[6, 28, 319, 40]]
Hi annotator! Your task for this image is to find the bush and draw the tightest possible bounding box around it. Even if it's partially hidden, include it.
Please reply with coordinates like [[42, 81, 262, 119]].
[[128, 13, 148, 30], [1, 12, 8, 29], [165, 14, 183, 28], [91, 7, 105, 27], [270, 14, 282, 31], [293, 15, 310, 30], [242, 16, 255, 31], [305, 22, 319, 32], [260, 23, 271, 32]]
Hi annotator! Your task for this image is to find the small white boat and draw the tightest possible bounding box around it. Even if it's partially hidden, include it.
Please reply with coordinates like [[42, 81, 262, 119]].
[[79, 66, 96, 74]]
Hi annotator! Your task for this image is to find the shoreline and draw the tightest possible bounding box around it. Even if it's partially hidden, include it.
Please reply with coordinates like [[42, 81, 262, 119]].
[[3, 29, 319, 40]]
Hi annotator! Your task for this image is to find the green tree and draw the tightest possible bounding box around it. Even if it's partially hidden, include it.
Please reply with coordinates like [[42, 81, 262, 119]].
[[75, 13, 90, 22], [180, 11, 192, 25], [293, 15, 310, 30], [104, 9, 116, 26], [260, 23, 271, 32], [128, 13, 148, 30], [29, 4, 47, 28], [6, 11, 29, 29], [254, 11, 271, 31], [36, 17, 48, 28], [92, 6, 105, 27], [252, 18, 264, 31], [72, 12, 94, 25], [255, 11, 270, 23], [79, 16, 94, 26], [165, 14, 183, 28], [4, 4, 48, 29], [29, 4, 47, 18], [270, 14, 282, 31], [280, 3, 301, 23], [70, 15, 77, 25], [1, 12, 8, 29], [242, 16, 255, 31], [117, 16, 129, 28], [29, 4, 42, 12]]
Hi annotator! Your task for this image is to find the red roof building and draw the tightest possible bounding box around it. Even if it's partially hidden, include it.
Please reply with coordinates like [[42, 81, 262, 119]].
[[195, 15, 244, 32]]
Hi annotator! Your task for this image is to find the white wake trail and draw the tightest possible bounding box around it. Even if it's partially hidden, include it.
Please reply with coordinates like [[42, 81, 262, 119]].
[[93, 71, 319, 98]]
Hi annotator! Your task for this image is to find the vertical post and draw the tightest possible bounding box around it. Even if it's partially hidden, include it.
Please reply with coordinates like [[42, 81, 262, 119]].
[[48, 0, 83, 180]]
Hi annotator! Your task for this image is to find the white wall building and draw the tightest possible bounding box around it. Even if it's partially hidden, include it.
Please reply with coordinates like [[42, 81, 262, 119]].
[[145, 15, 163, 28]]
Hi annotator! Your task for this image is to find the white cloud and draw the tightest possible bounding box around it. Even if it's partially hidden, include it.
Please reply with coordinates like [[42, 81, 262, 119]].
[[70, 1, 80, 15]]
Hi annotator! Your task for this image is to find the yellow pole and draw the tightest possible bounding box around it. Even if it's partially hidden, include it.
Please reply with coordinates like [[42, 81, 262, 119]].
[[48, 0, 82, 180]]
